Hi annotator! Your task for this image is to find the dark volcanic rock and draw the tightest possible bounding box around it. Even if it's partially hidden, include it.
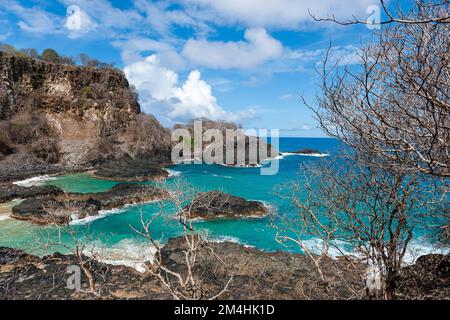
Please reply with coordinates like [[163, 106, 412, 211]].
[[94, 158, 170, 182], [89, 183, 168, 209], [291, 148, 321, 154], [0, 239, 448, 300], [0, 247, 30, 265], [185, 191, 268, 220], [11, 183, 167, 225], [0, 52, 172, 182], [0, 183, 63, 203]]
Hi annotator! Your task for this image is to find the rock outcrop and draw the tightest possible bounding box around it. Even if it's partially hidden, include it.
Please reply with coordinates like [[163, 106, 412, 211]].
[[11, 183, 168, 225], [185, 191, 268, 220], [0, 52, 172, 182], [173, 119, 278, 166], [1, 241, 446, 300], [93, 158, 170, 182], [291, 148, 322, 155]]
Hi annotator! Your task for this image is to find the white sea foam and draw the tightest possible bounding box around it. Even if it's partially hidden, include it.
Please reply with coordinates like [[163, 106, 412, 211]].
[[92, 239, 157, 273], [219, 163, 263, 168], [13, 175, 57, 187], [70, 207, 127, 225], [70, 200, 160, 225], [403, 240, 449, 265], [210, 236, 255, 248], [0, 213, 11, 222], [280, 152, 330, 158], [296, 237, 449, 265], [299, 238, 356, 258]]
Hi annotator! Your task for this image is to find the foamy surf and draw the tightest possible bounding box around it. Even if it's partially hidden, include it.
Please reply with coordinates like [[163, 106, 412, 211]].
[[219, 163, 263, 168], [280, 152, 330, 158], [0, 213, 11, 222], [70, 200, 160, 225], [92, 239, 157, 273], [13, 175, 57, 187], [210, 236, 255, 248], [296, 237, 448, 265], [212, 174, 233, 179]]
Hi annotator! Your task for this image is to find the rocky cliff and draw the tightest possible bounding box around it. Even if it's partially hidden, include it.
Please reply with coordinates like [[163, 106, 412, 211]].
[[0, 52, 172, 181]]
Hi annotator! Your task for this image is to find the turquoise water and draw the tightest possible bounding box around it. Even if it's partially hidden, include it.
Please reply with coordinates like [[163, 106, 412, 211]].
[[0, 138, 443, 264]]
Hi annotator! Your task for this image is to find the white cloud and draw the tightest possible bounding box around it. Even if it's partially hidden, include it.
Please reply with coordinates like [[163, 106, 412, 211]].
[[182, 28, 283, 69], [113, 37, 185, 70], [124, 55, 255, 124], [0, 0, 60, 34], [65, 5, 97, 38], [184, 0, 377, 29], [59, 0, 142, 34], [279, 93, 296, 100], [0, 32, 11, 42]]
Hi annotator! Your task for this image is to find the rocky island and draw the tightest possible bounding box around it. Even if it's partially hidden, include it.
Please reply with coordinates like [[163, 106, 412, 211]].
[[185, 191, 268, 220], [0, 239, 448, 300], [0, 51, 172, 182]]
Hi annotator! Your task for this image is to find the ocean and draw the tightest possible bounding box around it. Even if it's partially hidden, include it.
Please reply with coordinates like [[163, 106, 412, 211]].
[[0, 137, 445, 270]]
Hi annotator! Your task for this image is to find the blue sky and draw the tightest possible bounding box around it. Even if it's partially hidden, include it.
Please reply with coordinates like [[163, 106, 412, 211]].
[[0, 0, 381, 137]]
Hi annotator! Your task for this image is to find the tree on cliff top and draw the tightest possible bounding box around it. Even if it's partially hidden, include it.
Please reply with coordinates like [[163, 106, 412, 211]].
[[41, 48, 61, 64]]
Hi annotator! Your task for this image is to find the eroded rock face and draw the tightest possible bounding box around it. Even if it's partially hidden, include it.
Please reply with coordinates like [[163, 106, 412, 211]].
[[185, 191, 268, 220], [0, 52, 172, 181], [94, 158, 170, 182], [11, 183, 168, 225], [0, 52, 140, 119]]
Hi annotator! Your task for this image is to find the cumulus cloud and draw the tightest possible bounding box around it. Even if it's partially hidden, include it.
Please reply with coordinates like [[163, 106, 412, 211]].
[[113, 37, 185, 70], [133, 0, 212, 38], [0, 0, 61, 34], [182, 28, 283, 69], [184, 0, 377, 29], [124, 55, 255, 124]]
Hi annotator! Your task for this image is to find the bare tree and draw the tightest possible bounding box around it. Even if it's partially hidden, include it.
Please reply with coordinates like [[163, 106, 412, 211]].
[[130, 178, 233, 300], [275, 156, 444, 299], [311, 0, 450, 26], [37, 195, 101, 295], [305, 2, 449, 178]]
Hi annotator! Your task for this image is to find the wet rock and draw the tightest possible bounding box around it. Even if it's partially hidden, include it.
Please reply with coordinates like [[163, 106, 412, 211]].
[[94, 158, 170, 182]]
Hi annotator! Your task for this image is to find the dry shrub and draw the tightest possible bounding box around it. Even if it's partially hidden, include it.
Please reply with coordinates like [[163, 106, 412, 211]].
[[2, 112, 61, 163], [28, 137, 60, 163], [120, 114, 171, 159]]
